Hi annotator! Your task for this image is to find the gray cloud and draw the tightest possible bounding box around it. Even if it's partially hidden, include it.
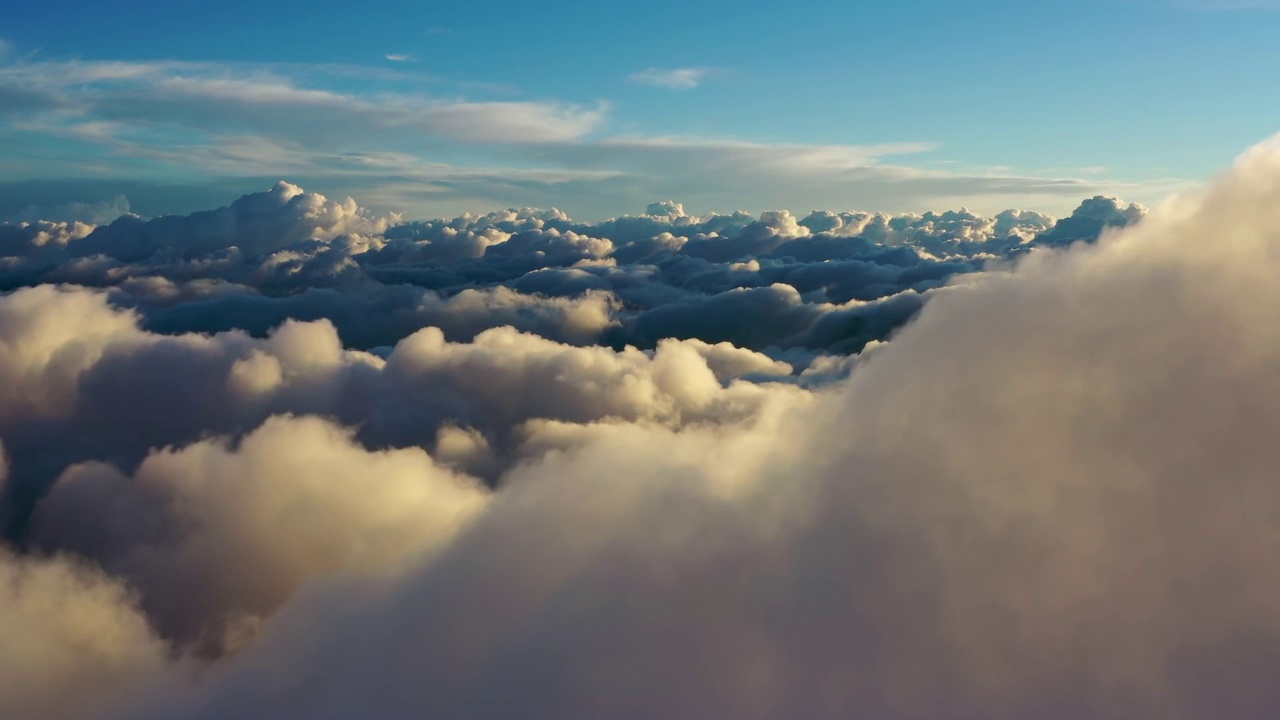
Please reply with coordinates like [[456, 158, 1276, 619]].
[[10, 131, 1280, 720], [1, 181, 1131, 359], [0, 548, 171, 720], [32, 414, 487, 650], [86, 132, 1280, 720]]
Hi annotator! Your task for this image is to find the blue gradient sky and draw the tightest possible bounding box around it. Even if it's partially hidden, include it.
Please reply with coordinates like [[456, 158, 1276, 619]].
[[2, 0, 1278, 219]]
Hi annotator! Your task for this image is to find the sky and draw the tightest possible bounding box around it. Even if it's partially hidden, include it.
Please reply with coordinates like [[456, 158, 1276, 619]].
[[11, 2, 1280, 719], [3, 0, 1280, 220]]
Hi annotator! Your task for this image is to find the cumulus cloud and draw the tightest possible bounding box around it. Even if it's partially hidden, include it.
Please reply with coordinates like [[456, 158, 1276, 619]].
[[0, 549, 171, 720], [0, 284, 140, 421], [31, 415, 487, 648], [67, 181, 387, 261], [1, 179, 1126, 357], [0, 281, 800, 530], [66, 132, 1280, 720], [8, 127, 1280, 719]]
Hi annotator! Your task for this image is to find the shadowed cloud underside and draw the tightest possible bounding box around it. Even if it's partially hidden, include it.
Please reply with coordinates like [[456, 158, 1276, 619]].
[[3, 129, 1280, 718]]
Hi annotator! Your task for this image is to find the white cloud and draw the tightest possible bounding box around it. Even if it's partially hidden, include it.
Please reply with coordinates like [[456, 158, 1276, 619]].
[[78, 131, 1280, 720], [9, 131, 1280, 719], [0, 549, 171, 720], [384, 53, 414, 63], [420, 100, 607, 143], [0, 55, 1169, 218], [0, 176, 1140, 362], [0, 59, 607, 148], [629, 67, 710, 89], [513, 135, 1150, 216], [34, 414, 488, 647]]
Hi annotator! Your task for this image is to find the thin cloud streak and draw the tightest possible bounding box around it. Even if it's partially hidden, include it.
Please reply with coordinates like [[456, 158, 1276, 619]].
[[0, 56, 1184, 218], [629, 67, 711, 89]]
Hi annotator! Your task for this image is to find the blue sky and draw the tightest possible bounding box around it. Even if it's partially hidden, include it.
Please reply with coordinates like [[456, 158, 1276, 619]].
[[2, 0, 1279, 220]]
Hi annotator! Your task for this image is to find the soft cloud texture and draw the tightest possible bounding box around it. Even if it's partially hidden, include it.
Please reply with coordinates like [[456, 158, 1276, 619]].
[[1, 179, 1136, 358], [0, 54, 1166, 218], [32, 415, 487, 649], [629, 67, 710, 89], [0, 549, 170, 720], [7, 132, 1280, 719], [99, 133, 1280, 720]]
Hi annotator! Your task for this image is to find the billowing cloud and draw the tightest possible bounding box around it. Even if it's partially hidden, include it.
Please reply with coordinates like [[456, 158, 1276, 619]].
[[88, 132, 1280, 720], [67, 181, 386, 261], [8, 128, 1280, 719], [0, 548, 171, 720], [32, 414, 487, 649], [0, 180, 1141, 361]]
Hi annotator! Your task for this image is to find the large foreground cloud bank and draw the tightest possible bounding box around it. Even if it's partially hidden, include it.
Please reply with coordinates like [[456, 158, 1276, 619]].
[[4, 137, 1280, 719]]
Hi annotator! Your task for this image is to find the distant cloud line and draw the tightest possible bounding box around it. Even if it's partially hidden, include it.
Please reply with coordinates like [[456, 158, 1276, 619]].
[[5, 137, 1280, 719]]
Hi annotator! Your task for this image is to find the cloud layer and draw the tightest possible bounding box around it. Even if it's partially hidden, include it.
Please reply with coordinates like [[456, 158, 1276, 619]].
[[0, 178, 1144, 359], [7, 134, 1280, 719], [0, 53, 1172, 219]]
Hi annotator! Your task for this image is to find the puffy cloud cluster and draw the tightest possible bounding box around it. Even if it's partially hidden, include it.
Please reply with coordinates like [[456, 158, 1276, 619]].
[[33, 415, 487, 650], [67, 181, 388, 261], [0, 179, 1143, 361], [0, 283, 798, 529], [12, 136, 1280, 720]]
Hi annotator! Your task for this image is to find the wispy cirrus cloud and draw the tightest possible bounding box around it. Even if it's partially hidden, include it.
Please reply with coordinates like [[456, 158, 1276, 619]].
[[0, 58, 607, 146], [629, 67, 712, 89], [384, 53, 414, 63], [0, 55, 1178, 219]]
